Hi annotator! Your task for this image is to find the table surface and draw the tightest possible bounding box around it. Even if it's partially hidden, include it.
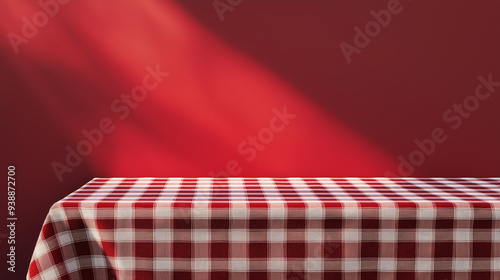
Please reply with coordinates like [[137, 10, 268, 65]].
[[28, 178, 500, 280], [62, 177, 500, 206]]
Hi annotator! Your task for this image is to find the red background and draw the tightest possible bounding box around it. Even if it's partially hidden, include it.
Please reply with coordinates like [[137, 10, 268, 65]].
[[1, 0, 499, 278]]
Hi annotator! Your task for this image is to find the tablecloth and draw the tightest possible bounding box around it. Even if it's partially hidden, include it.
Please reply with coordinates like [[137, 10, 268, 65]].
[[28, 178, 500, 280]]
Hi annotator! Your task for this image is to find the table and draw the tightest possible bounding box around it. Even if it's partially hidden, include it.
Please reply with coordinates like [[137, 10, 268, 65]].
[[28, 178, 500, 280]]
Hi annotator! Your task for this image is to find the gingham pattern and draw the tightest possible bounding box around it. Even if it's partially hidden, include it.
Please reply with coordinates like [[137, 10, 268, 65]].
[[28, 178, 500, 280]]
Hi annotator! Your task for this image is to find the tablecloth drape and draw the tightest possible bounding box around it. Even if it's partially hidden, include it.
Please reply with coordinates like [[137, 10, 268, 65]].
[[28, 178, 500, 279]]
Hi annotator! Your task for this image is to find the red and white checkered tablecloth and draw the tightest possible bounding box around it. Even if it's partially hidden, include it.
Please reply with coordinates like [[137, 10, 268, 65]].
[[28, 178, 500, 280]]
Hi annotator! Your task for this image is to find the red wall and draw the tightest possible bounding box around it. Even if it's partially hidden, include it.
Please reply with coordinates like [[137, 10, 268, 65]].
[[1, 0, 499, 278]]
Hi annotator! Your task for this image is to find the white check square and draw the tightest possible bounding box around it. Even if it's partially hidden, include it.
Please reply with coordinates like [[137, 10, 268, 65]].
[[193, 230, 210, 242], [416, 229, 434, 242], [343, 229, 359, 242], [269, 207, 286, 219], [493, 257, 500, 270], [40, 267, 58, 280], [116, 207, 134, 219], [417, 208, 436, 219], [230, 207, 248, 219], [379, 258, 396, 271], [116, 257, 135, 270], [230, 229, 248, 242], [493, 229, 500, 242], [494, 209, 500, 220], [49, 209, 68, 222], [155, 207, 172, 219], [155, 258, 172, 271], [231, 259, 248, 271], [380, 208, 397, 219], [343, 259, 360, 271], [34, 242, 50, 258], [306, 229, 322, 242], [415, 258, 433, 271], [306, 206, 324, 219], [269, 229, 285, 242], [64, 258, 79, 273], [56, 232, 72, 246], [454, 229, 471, 242], [380, 230, 397, 242], [306, 258, 323, 272], [92, 256, 108, 268], [453, 258, 471, 272], [268, 259, 286, 271], [154, 229, 172, 242], [192, 207, 210, 219], [455, 208, 473, 219], [193, 259, 210, 271], [115, 229, 134, 241], [80, 206, 97, 220], [343, 208, 360, 219]]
